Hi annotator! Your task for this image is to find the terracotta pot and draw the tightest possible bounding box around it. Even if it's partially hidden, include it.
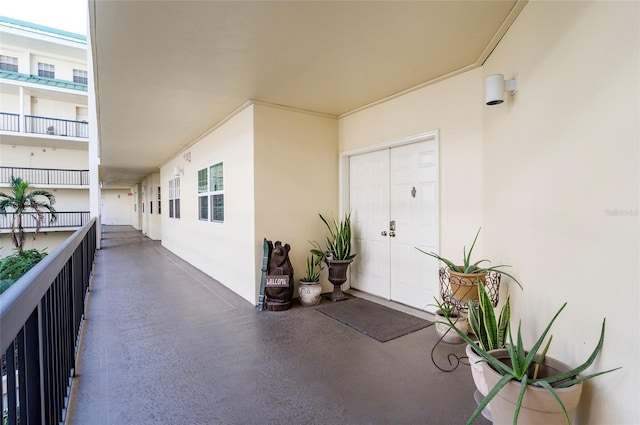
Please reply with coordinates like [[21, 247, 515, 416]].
[[481, 349, 583, 425], [434, 310, 468, 344], [298, 281, 322, 306], [449, 269, 486, 302]]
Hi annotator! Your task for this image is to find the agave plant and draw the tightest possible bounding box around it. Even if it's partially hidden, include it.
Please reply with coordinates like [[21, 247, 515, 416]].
[[311, 212, 356, 261], [416, 227, 523, 290], [440, 302, 621, 425], [301, 252, 323, 282], [468, 281, 511, 352]]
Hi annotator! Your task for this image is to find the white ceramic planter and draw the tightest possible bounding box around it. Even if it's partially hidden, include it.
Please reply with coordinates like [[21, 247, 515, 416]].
[[298, 281, 322, 306], [434, 310, 469, 344], [466, 344, 491, 421], [482, 349, 583, 425]]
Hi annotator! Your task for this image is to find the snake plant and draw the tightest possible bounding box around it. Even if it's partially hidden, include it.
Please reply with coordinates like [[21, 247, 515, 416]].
[[416, 227, 523, 290], [301, 252, 323, 282], [468, 281, 511, 352], [440, 302, 621, 425], [311, 212, 357, 261]]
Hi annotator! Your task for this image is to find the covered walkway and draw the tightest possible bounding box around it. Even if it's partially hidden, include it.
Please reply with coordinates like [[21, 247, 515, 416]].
[[66, 226, 486, 425]]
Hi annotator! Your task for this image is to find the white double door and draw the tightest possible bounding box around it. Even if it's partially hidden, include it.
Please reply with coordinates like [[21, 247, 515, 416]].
[[349, 139, 439, 310]]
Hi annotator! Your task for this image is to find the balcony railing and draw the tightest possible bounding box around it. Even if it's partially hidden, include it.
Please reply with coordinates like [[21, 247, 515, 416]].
[[1, 219, 97, 425], [0, 212, 90, 231], [0, 112, 19, 132], [25, 115, 88, 138], [0, 112, 88, 139], [1, 167, 90, 186]]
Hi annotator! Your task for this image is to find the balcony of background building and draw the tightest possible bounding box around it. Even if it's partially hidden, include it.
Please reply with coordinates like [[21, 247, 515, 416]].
[[0, 166, 90, 187], [0, 211, 90, 233], [0, 112, 88, 139]]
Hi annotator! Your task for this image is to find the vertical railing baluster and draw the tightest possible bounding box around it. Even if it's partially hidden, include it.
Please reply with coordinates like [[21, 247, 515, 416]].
[[24, 310, 42, 424], [6, 341, 17, 425]]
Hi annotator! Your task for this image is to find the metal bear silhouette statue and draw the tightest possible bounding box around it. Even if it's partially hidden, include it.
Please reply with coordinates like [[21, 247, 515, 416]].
[[265, 240, 294, 311]]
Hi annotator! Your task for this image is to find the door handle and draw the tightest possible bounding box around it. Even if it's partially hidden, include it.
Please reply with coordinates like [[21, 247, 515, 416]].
[[389, 231, 396, 237], [381, 231, 387, 236]]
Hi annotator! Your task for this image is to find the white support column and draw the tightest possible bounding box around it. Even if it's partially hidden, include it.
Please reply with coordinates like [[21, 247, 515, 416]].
[[86, 14, 102, 248]]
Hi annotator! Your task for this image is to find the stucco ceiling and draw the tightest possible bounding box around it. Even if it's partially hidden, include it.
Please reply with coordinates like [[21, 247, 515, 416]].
[[90, 0, 525, 189]]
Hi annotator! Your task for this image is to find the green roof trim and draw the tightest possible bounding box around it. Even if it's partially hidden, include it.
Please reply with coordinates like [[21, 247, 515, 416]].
[[0, 16, 86, 43], [0, 70, 87, 92]]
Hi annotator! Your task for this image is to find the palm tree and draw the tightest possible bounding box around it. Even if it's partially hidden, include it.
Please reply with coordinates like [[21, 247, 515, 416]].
[[0, 176, 57, 250]]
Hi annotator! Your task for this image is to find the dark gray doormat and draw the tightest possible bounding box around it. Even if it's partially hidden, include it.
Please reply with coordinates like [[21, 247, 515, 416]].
[[316, 298, 433, 342]]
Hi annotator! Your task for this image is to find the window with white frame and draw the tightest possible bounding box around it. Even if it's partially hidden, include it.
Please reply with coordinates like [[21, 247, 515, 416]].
[[73, 69, 88, 84], [37, 62, 55, 78], [0, 55, 18, 72], [169, 177, 181, 218], [197, 162, 224, 222]]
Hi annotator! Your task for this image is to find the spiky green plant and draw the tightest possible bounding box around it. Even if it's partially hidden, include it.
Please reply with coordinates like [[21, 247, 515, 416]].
[[311, 212, 356, 261], [440, 303, 621, 425], [416, 227, 523, 290], [468, 281, 511, 352], [0, 248, 48, 294], [0, 176, 56, 250], [301, 251, 323, 282]]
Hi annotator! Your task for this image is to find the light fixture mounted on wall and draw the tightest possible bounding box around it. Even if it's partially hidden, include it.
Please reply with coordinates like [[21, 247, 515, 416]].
[[485, 74, 518, 105], [173, 167, 183, 177]]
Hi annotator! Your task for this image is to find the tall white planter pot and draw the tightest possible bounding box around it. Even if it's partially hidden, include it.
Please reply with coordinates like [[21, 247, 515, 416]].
[[482, 349, 584, 425], [466, 344, 491, 421]]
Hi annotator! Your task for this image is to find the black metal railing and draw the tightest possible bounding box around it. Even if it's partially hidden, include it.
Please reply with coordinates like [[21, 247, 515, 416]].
[[0, 212, 90, 230], [0, 167, 90, 186], [1, 219, 97, 425], [24, 115, 88, 138], [0, 112, 19, 132]]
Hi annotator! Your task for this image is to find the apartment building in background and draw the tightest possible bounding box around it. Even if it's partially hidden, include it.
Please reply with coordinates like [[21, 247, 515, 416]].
[[0, 17, 101, 258]]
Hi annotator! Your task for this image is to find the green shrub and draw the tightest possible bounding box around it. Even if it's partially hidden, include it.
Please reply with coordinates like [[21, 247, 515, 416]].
[[0, 248, 48, 294]]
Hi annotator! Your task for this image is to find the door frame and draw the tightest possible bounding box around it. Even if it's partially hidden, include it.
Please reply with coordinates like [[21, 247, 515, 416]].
[[339, 130, 440, 294]]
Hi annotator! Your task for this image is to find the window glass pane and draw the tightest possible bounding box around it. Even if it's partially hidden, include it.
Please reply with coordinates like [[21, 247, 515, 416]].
[[0, 55, 18, 72], [38, 62, 55, 78], [175, 199, 181, 218], [73, 69, 88, 84], [211, 194, 224, 222], [210, 163, 223, 191], [198, 169, 208, 193], [198, 196, 208, 220], [169, 199, 174, 218]]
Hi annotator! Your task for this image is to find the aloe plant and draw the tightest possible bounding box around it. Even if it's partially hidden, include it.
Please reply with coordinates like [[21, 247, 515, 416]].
[[301, 252, 323, 282], [468, 281, 510, 352], [311, 212, 356, 261], [416, 227, 523, 290], [440, 303, 621, 425]]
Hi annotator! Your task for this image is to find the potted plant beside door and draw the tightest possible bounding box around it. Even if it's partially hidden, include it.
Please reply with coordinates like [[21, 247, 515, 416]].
[[416, 228, 522, 304], [311, 212, 357, 301], [298, 251, 323, 306]]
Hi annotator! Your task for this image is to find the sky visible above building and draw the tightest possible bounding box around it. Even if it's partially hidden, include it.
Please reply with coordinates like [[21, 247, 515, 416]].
[[0, 0, 87, 35]]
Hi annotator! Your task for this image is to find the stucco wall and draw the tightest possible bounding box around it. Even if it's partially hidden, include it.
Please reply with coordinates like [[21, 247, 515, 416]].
[[101, 189, 131, 225], [140, 173, 161, 240], [482, 2, 639, 423], [339, 68, 485, 260], [253, 103, 339, 299], [161, 106, 257, 304]]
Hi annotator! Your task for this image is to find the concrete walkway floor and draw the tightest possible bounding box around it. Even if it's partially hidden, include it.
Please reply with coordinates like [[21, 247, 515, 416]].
[[66, 226, 489, 425]]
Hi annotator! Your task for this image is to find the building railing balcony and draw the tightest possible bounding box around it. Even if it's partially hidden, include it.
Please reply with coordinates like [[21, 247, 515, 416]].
[[1, 166, 90, 186], [1, 220, 96, 425], [0, 112, 88, 139], [0, 211, 91, 231]]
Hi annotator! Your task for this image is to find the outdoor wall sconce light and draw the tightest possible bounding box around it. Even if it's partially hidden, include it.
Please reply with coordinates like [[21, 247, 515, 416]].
[[173, 167, 183, 177], [485, 74, 518, 105]]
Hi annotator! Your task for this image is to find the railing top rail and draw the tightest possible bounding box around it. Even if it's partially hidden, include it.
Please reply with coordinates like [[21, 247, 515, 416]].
[[0, 112, 20, 116], [25, 114, 88, 123], [0, 166, 90, 173], [0, 217, 96, 352]]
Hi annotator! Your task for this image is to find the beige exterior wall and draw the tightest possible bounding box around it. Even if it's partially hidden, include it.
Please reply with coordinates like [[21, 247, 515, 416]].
[[101, 189, 131, 225], [160, 103, 339, 304], [0, 231, 74, 259], [140, 173, 161, 240], [481, 2, 639, 423], [253, 103, 339, 298], [339, 68, 485, 258], [161, 106, 257, 304], [0, 145, 88, 168]]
